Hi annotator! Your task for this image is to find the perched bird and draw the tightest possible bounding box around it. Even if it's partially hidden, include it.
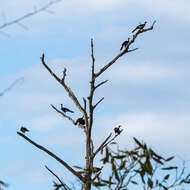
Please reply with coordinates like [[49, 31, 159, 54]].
[[20, 126, 29, 133], [60, 104, 74, 113], [120, 38, 130, 51], [75, 117, 85, 125], [114, 125, 123, 135], [132, 21, 147, 33]]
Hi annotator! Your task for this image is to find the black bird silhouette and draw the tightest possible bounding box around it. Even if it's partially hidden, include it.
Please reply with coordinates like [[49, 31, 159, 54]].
[[114, 125, 123, 135], [75, 117, 85, 125], [120, 38, 130, 51], [132, 21, 147, 33], [20, 126, 29, 133], [60, 104, 74, 113]]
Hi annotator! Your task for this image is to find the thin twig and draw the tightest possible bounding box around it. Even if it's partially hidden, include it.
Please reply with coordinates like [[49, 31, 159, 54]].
[[0, 0, 62, 30], [91, 38, 95, 77], [45, 165, 70, 190], [92, 171, 101, 181], [17, 132, 85, 183], [93, 132, 123, 158], [95, 80, 108, 90], [93, 133, 112, 157], [83, 97, 87, 111], [93, 97, 104, 109]]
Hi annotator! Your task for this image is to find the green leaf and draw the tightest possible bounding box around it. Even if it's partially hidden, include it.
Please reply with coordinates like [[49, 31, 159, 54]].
[[108, 176, 113, 188], [131, 180, 138, 185], [112, 161, 120, 182], [147, 178, 153, 188], [149, 148, 163, 160], [133, 137, 144, 148], [92, 167, 102, 173], [139, 170, 145, 184], [181, 179, 190, 184], [164, 174, 170, 180], [165, 156, 174, 162], [145, 159, 153, 176], [101, 180, 115, 185], [92, 182, 106, 187], [114, 155, 126, 159], [119, 160, 126, 170], [152, 156, 164, 165], [162, 166, 178, 170]]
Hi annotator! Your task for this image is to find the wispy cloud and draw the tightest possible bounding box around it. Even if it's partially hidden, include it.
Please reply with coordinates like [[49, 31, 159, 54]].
[[105, 61, 178, 84]]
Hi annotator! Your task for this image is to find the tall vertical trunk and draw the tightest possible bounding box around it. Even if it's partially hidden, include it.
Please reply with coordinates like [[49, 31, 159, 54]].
[[84, 132, 92, 190]]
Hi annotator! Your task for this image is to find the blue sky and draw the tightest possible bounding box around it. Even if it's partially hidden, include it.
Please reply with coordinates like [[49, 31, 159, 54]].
[[0, 0, 190, 189]]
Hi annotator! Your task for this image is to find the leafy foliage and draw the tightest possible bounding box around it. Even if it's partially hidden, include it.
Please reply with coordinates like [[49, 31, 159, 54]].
[[91, 138, 190, 190]]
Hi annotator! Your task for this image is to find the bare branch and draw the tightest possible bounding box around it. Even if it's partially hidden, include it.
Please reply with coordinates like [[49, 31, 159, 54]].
[[93, 97, 104, 109], [92, 171, 101, 181], [51, 104, 82, 128], [93, 132, 123, 158], [138, 20, 156, 34], [127, 48, 138, 53], [94, 80, 108, 90], [45, 165, 69, 190], [93, 133, 112, 157], [83, 97, 87, 111], [0, 0, 62, 30], [91, 38, 95, 77], [51, 104, 85, 130], [41, 54, 88, 122], [95, 21, 156, 78], [17, 132, 85, 183]]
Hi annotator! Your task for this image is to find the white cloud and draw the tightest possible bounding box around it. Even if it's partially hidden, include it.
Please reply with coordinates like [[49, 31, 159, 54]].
[[114, 112, 190, 159], [105, 61, 178, 84], [1, 55, 190, 157], [0, 56, 184, 122], [26, 114, 63, 132], [136, 0, 190, 22]]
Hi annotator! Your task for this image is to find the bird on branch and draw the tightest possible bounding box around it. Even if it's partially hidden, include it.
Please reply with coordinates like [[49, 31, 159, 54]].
[[60, 104, 74, 113], [114, 125, 123, 135], [20, 126, 29, 133], [132, 21, 147, 33], [75, 117, 85, 125], [120, 38, 130, 51]]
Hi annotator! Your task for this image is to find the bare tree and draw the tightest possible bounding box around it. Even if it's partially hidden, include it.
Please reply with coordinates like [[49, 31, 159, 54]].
[[17, 20, 159, 190], [17, 19, 190, 189]]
